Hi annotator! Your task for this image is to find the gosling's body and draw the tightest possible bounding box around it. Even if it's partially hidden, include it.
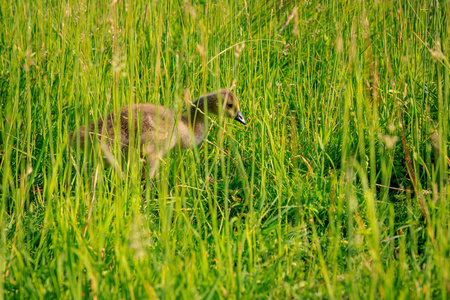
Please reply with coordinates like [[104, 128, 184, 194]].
[[74, 89, 246, 178]]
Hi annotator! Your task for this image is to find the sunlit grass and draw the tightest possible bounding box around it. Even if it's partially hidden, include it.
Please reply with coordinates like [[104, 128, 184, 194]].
[[1, 0, 449, 298]]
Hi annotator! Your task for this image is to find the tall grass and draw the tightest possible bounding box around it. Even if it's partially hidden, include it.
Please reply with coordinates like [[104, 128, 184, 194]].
[[1, 0, 449, 298]]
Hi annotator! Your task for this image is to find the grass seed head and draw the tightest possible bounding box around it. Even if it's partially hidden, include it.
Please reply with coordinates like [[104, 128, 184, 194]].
[[430, 41, 446, 62]]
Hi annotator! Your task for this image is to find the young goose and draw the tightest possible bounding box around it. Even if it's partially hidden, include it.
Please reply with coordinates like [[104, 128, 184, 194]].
[[73, 89, 247, 178]]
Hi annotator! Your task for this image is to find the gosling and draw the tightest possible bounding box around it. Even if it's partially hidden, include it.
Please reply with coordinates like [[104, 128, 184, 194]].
[[72, 89, 247, 178]]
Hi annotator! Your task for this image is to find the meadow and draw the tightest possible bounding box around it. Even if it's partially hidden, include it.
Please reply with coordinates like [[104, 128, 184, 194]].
[[0, 0, 449, 298]]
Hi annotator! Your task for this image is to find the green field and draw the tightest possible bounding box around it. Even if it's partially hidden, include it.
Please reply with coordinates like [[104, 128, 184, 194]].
[[1, 0, 449, 298]]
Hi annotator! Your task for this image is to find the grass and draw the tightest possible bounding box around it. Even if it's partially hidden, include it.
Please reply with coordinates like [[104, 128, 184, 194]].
[[0, 0, 449, 298]]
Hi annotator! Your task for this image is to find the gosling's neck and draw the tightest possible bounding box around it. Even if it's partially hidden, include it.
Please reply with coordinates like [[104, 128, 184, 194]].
[[186, 93, 220, 126], [181, 93, 218, 147], [188, 97, 206, 126]]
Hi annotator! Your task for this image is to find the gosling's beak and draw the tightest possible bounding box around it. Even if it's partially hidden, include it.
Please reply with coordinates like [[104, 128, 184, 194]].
[[234, 111, 247, 125]]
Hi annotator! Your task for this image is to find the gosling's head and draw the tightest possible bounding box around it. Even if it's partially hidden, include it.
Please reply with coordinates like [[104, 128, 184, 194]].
[[196, 89, 247, 125], [218, 89, 247, 125]]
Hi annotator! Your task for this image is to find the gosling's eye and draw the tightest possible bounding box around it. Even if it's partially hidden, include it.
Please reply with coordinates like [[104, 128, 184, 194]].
[[227, 103, 233, 108]]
